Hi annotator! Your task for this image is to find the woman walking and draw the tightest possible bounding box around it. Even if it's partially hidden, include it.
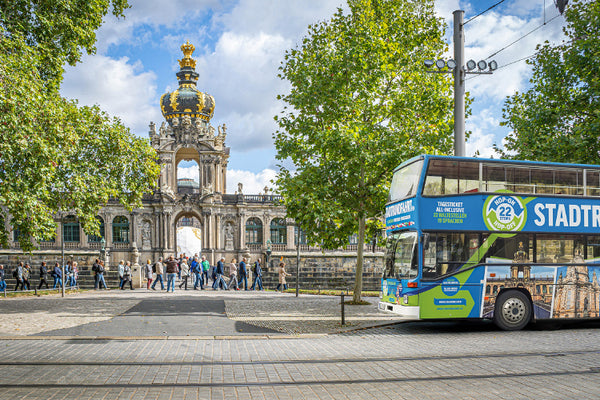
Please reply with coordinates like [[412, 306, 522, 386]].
[[276, 262, 291, 292], [71, 262, 79, 288], [178, 258, 190, 290], [121, 261, 134, 290], [229, 258, 239, 290], [144, 259, 153, 289]]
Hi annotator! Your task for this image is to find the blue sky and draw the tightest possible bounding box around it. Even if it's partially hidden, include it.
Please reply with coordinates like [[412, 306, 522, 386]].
[[60, 0, 567, 194]]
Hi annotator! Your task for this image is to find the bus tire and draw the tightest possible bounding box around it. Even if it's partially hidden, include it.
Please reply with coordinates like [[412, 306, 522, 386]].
[[494, 290, 531, 331]]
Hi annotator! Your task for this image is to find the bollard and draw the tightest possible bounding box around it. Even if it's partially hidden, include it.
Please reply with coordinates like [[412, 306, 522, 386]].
[[340, 291, 345, 326], [34, 288, 37, 296]]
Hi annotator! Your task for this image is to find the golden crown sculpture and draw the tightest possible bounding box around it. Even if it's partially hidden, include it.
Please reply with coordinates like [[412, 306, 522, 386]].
[[178, 40, 196, 69]]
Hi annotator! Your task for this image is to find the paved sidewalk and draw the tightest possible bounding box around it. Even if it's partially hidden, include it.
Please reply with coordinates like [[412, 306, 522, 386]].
[[0, 289, 396, 337]]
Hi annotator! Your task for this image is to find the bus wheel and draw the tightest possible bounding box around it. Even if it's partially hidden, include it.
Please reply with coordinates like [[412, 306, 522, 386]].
[[494, 290, 531, 331]]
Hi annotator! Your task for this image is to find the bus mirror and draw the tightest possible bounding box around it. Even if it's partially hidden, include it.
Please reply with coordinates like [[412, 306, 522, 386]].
[[422, 233, 430, 250]]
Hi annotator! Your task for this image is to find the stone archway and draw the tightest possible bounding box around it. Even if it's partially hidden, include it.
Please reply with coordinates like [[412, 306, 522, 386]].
[[174, 210, 204, 258]]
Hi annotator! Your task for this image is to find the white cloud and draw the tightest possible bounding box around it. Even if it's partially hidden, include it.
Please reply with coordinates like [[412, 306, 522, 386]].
[[227, 168, 277, 194], [61, 55, 161, 136], [466, 108, 501, 158]]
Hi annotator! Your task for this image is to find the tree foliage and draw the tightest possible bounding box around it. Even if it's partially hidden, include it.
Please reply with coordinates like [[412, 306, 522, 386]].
[[274, 0, 454, 300], [499, 0, 600, 163], [0, 1, 160, 252], [0, 0, 130, 84]]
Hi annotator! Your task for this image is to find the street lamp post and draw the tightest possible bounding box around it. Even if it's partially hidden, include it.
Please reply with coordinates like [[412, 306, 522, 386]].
[[295, 225, 300, 298]]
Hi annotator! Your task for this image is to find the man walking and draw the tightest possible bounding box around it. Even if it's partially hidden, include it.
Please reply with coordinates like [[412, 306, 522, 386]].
[[212, 257, 228, 290], [192, 256, 203, 290], [201, 256, 210, 287], [0, 264, 5, 293], [151, 257, 165, 290], [14, 262, 24, 291], [38, 262, 49, 289], [165, 256, 178, 293], [238, 257, 248, 290], [251, 258, 264, 291], [52, 262, 62, 289]]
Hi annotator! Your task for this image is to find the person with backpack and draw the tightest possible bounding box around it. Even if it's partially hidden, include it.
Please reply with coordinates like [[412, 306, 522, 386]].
[[38, 261, 49, 290], [189, 256, 199, 288], [178, 257, 190, 290], [92, 259, 101, 289], [192, 256, 203, 290], [165, 255, 179, 293], [238, 257, 248, 290], [212, 257, 228, 290], [14, 262, 24, 291], [251, 258, 263, 291], [151, 257, 165, 290]]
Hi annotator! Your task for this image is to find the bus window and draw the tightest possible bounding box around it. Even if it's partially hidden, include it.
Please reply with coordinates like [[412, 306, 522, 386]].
[[384, 231, 417, 280], [555, 169, 583, 195], [531, 168, 555, 194], [537, 234, 585, 263], [422, 232, 480, 279], [481, 233, 531, 264], [586, 170, 600, 196], [389, 160, 423, 202]]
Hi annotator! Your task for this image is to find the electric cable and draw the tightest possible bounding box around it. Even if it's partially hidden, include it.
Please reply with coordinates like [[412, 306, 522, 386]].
[[463, 0, 508, 25]]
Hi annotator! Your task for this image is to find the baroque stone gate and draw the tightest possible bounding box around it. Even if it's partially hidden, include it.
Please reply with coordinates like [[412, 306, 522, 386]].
[[1, 42, 384, 290]]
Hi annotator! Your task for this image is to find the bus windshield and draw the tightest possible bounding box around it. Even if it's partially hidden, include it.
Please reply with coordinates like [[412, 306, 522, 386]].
[[389, 160, 423, 202], [384, 231, 418, 280]]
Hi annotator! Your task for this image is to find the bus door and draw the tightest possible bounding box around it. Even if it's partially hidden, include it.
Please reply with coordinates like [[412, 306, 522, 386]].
[[419, 232, 486, 319], [381, 231, 419, 312]]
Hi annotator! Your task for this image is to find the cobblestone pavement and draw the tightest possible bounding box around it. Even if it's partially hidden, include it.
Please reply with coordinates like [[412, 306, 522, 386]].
[[1, 290, 600, 399]]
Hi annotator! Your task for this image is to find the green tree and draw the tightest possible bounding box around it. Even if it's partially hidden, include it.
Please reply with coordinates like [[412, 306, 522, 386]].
[[499, 0, 600, 163], [0, 1, 160, 252], [274, 0, 454, 302], [0, 0, 130, 84]]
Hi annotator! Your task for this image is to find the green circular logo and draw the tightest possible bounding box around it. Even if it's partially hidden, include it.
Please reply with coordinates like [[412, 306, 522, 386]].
[[483, 194, 527, 232]]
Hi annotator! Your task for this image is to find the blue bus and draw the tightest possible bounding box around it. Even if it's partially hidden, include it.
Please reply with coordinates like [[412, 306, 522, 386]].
[[379, 154, 600, 330]]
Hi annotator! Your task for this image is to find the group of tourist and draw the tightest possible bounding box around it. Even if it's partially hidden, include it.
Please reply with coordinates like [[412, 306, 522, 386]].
[[0, 255, 292, 293], [0, 261, 79, 292]]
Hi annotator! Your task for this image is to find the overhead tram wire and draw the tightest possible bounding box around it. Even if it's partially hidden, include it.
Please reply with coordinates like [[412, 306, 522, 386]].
[[485, 13, 563, 60], [466, 37, 576, 81], [463, 0, 508, 25]]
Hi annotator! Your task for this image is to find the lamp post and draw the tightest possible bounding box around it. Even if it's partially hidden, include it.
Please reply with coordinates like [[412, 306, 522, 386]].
[[60, 213, 65, 298]]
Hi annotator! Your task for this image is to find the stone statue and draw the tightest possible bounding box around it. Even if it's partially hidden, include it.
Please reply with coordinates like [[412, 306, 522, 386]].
[[141, 221, 151, 250], [263, 186, 269, 195], [131, 243, 140, 266], [159, 121, 167, 136], [171, 117, 179, 127], [149, 121, 156, 136], [237, 182, 243, 195], [225, 222, 234, 250]]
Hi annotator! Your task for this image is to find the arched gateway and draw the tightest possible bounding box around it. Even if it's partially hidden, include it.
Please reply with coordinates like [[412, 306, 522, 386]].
[[1, 41, 385, 290]]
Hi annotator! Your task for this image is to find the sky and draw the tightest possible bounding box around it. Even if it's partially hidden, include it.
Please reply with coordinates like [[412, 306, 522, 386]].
[[60, 0, 568, 195]]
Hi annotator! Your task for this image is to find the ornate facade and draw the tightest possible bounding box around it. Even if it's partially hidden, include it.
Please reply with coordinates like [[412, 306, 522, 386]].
[[1, 42, 385, 289]]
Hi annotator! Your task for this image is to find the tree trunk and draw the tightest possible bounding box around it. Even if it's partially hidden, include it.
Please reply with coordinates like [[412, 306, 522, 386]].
[[352, 214, 366, 303]]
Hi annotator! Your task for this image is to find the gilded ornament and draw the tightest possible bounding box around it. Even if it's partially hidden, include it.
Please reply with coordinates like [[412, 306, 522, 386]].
[[196, 92, 205, 113], [178, 40, 197, 69], [170, 90, 179, 111], [160, 93, 167, 114]]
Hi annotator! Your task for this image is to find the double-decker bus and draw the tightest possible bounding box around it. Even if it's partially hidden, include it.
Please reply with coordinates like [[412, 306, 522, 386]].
[[379, 154, 600, 330]]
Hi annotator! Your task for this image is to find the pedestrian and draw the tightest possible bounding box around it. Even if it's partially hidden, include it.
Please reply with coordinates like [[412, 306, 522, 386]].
[[178, 257, 190, 290], [38, 261, 49, 289], [52, 262, 62, 289], [121, 261, 134, 290], [144, 259, 153, 289], [201, 255, 210, 287], [229, 258, 239, 290], [212, 257, 228, 290], [92, 259, 101, 289], [22, 263, 31, 291], [192, 256, 203, 290], [151, 257, 165, 290], [0, 264, 6, 293], [71, 262, 78, 288], [276, 262, 290, 292], [117, 260, 125, 289], [190, 256, 199, 288], [64, 261, 72, 287], [165, 255, 179, 293], [14, 262, 24, 291], [251, 258, 264, 291], [238, 257, 248, 290], [97, 260, 108, 289]]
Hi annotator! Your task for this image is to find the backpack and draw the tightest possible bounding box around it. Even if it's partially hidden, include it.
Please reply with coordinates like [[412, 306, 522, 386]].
[[12, 269, 18, 279], [152, 263, 156, 273], [253, 262, 258, 274]]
